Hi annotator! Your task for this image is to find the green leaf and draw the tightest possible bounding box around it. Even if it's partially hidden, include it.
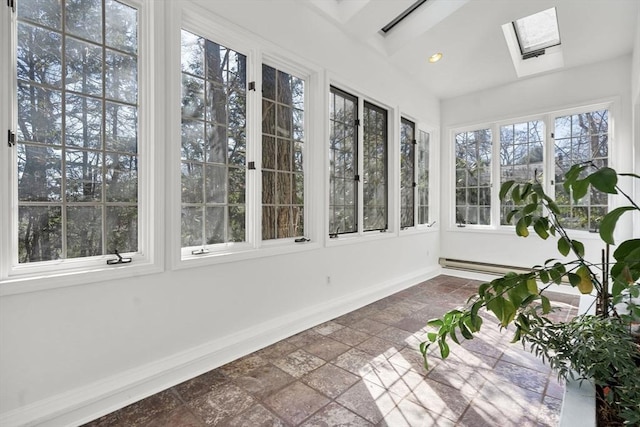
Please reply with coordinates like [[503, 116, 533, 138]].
[[599, 206, 635, 245], [558, 237, 571, 257], [533, 218, 549, 240], [588, 167, 618, 194], [570, 178, 590, 202], [575, 265, 594, 294], [568, 273, 581, 287], [547, 200, 560, 215], [427, 332, 437, 342], [500, 180, 515, 201], [571, 240, 585, 257], [427, 319, 443, 327], [526, 278, 538, 294], [541, 295, 551, 314], [501, 299, 516, 327], [512, 185, 522, 204], [613, 239, 640, 262], [521, 203, 538, 216], [538, 269, 549, 283], [516, 217, 529, 237], [438, 339, 450, 359], [460, 323, 473, 340]]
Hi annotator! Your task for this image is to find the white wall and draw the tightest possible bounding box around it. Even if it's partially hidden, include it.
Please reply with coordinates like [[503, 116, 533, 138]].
[[0, 1, 441, 425], [440, 55, 634, 268]]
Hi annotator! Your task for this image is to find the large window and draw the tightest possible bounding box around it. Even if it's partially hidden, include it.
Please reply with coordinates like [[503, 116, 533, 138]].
[[452, 106, 610, 231], [400, 118, 415, 228], [499, 120, 544, 224], [329, 87, 358, 235], [455, 129, 492, 226], [15, 0, 139, 263], [362, 102, 387, 231], [180, 30, 246, 250], [554, 109, 608, 231], [262, 64, 305, 240]]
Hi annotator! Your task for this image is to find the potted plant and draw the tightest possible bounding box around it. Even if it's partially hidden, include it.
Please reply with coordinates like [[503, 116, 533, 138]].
[[421, 164, 640, 426]]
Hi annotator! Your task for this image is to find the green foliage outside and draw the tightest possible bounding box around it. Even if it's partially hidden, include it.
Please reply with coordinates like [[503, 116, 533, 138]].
[[421, 163, 640, 425]]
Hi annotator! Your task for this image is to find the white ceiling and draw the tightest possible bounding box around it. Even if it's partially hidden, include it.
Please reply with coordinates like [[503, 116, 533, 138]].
[[304, 0, 640, 100]]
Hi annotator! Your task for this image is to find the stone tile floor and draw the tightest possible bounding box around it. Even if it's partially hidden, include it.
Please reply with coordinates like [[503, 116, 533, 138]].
[[83, 275, 579, 426]]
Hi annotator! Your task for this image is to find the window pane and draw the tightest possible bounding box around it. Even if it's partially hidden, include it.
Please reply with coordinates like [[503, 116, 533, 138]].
[[65, 149, 102, 202], [181, 30, 246, 248], [18, 22, 62, 87], [106, 206, 137, 253], [329, 87, 357, 235], [66, 94, 103, 149], [455, 129, 492, 225], [105, 0, 137, 54], [400, 118, 415, 228], [18, 0, 62, 29], [262, 65, 305, 240], [17, 144, 62, 201], [17, 83, 62, 145], [105, 102, 137, 152], [105, 153, 137, 202], [105, 50, 137, 104], [65, 0, 102, 43], [499, 120, 544, 224], [67, 206, 102, 258], [417, 130, 429, 225], [554, 109, 609, 231], [363, 102, 387, 231], [18, 206, 63, 262]]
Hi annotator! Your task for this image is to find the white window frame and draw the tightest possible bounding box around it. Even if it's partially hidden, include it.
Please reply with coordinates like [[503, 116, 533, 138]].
[[169, 3, 321, 269], [0, 0, 161, 296], [448, 99, 616, 235], [325, 79, 397, 245]]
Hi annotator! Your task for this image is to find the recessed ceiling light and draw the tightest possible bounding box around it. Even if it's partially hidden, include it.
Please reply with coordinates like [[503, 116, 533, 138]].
[[429, 52, 443, 63]]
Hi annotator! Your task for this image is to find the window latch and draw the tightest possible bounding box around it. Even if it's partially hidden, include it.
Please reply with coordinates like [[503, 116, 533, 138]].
[[191, 248, 210, 255], [8, 130, 15, 147], [106, 250, 132, 265], [7, 0, 15, 13], [294, 237, 310, 243]]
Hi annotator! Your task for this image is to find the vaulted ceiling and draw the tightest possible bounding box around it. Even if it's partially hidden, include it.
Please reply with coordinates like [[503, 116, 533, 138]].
[[304, 0, 640, 99]]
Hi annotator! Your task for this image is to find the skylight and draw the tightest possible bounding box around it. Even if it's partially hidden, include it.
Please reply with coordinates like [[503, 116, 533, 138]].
[[512, 7, 560, 59]]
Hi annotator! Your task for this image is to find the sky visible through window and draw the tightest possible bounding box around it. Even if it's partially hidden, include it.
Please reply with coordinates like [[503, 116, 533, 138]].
[[513, 7, 560, 55]]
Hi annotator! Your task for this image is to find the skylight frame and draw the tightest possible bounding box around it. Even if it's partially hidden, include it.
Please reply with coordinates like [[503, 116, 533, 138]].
[[512, 7, 561, 59]]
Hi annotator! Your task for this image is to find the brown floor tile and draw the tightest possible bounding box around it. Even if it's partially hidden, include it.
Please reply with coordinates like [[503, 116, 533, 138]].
[[272, 349, 325, 378], [173, 370, 229, 402], [312, 320, 345, 336], [304, 336, 351, 361], [492, 360, 549, 394], [327, 326, 370, 346], [117, 389, 182, 427], [233, 364, 295, 399], [255, 340, 298, 361], [142, 405, 204, 427], [350, 318, 389, 335], [187, 382, 256, 425], [299, 402, 373, 427], [356, 336, 397, 357], [335, 380, 399, 424], [333, 348, 376, 376], [380, 397, 456, 427], [302, 363, 360, 399], [219, 354, 269, 379], [223, 404, 287, 427], [285, 329, 324, 348], [263, 381, 330, 425], [404, 377, 471, 422], [536, 395, 564, 427]]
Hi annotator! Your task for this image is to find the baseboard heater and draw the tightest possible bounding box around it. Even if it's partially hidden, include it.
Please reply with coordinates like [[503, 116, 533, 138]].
[[439, 258, 532, 276]]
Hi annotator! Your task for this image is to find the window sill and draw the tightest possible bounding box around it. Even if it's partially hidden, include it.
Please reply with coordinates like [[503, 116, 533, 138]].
[[444, 225, 607, 240], [174, 239, 321, 270], [0, 258, 163, 296]]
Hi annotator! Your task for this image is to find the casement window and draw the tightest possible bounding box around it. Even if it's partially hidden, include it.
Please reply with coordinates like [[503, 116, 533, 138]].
[[329, 86, 358, 235], [416, 129, 430, 225], [9, 0, 142, 270], [362, 101, 388, 232], [452, 105, 610, 231], [454, 128, 492, 226], [553, 109, 608, 231], [400, 118, 415, 228], [261, 64, 305, 240], [499, 120, 544, 224], [178, 23, 310, 258], [180, 29, 246, 250]]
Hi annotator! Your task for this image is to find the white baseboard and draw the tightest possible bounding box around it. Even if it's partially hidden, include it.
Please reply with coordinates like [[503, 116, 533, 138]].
[[0, 266, 441, 427]]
